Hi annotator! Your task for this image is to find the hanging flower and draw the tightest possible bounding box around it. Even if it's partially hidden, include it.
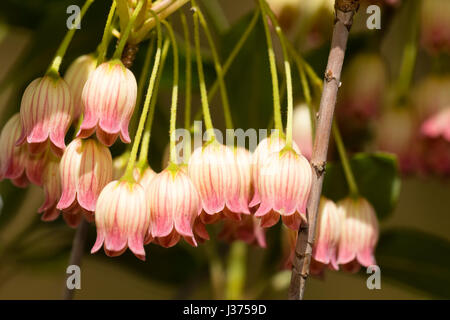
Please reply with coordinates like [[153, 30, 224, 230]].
[[187, 140, 242, 219], [78, 60, 137, 146], [0, 114, 29, 187], [250, 134, 300, 207], [64, 54, 97, 119], [57, 138, 113, 216], [16, 75, 73, 156], [337, 197, 379, 272], [312, 197, 343, 271], [91, 180, 150, 260], [253, 146, 312, 230], [147, 164, 201, 248]]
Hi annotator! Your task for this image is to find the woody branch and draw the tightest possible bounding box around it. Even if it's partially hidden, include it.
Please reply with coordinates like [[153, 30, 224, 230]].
[[288, 0, 360, 300]]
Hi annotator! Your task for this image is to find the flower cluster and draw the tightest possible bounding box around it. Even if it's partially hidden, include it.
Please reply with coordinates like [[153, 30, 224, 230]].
[[283, 196, 379, 275]]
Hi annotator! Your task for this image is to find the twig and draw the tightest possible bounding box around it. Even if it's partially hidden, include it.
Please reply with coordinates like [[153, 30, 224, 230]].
[[62, 219, 89, 300], [288, 0, 360, 300]]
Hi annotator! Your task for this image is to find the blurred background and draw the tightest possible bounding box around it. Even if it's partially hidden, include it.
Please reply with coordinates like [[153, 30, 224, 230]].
[[0, 0, 449, 299]]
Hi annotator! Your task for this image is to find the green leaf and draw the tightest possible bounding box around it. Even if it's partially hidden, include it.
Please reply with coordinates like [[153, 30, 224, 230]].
[[322, 152, 401, 220], [376, 228, 450, 298]]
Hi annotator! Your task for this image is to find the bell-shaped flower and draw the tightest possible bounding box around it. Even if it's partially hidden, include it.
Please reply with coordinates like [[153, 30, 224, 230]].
[[254, 147, 312, 230], [91, 180, 150, 260], [188, 140, 242, 218], [312, 197, 343, 270], [16, 75, 73, 156], [250, 134, 300, 207], [57, 138, 113, 215], [337, 197, 379, 271], [147, 164, 201, 248], [64, 54, 97, 119], [0, 114, 29, 187], [78, 60, 137, 146]]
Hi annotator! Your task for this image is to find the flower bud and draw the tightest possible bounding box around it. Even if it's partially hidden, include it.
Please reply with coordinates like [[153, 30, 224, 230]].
[[78, 60, 137, 146], [0, 114, 28, 187], [17, 75, 73, 156], [38, 156, 62, 222], [64, 54, 97, 119], [254, 147, 312, 230], [147, 165, 201, 248], [293, 104, 313, 160], [57, 138, 113, 214], [188, 140, 241, 218], [337, 197, 379, 271], [312, 197, 343, 270], [91, 181, 149, 260]]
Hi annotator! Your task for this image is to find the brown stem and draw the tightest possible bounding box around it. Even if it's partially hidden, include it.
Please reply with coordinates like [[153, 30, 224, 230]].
[[63, 219, 89, 300], [288, 0, 359, 300]]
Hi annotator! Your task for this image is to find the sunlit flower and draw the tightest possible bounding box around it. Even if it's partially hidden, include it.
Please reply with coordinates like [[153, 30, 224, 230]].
[[57, 138, 113, 215], [64, 54, 97, 119], [91, 181, 149, 260], [188, 140, 242, 219], [250, 134, 299, 207], [17, 75, 73, 156], [78, 60, 137, 146], [253, 146, 312, 230], [337, 197, 379, 271], [147, 164, 201, 248]]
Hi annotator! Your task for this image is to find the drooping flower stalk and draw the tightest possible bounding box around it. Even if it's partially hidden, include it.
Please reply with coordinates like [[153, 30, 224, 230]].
[[122, 9, 163, 181], [180, 12, 192, 131], [332, 122, 359, 197], [261, 0, 293, 146], [129, 36, 156, 141], [191, 9, 260, 125], [161, 19, 180, 164], [194, 2, 233, 130], [193, 6, 215, 139], [97, 0, 117, 65], [258, 0, 283, 133], [46, 0, 95, 76], [137, 39, 171, 170], [112, 0, 145, 60]]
